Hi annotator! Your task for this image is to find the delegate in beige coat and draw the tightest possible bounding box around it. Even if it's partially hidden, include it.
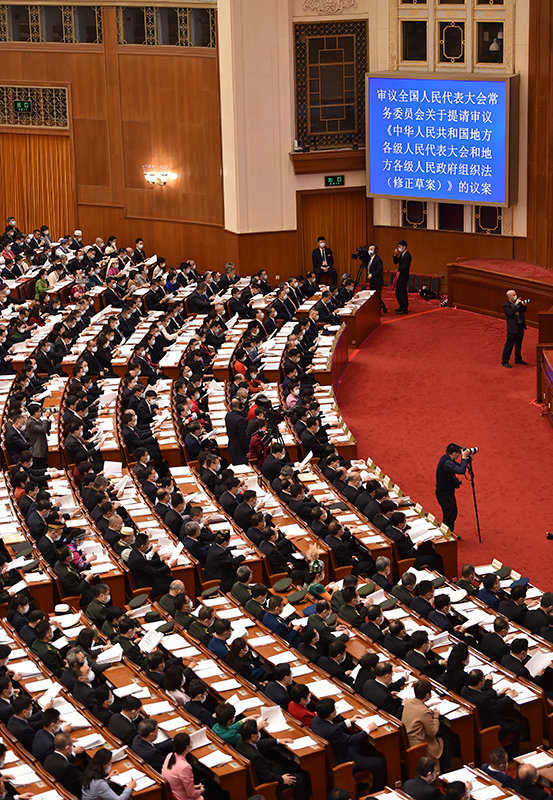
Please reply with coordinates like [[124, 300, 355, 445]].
[[402, 697, 443, 760]]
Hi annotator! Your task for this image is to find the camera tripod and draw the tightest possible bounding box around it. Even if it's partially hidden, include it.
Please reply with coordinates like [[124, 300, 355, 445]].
[[353, 261, 369, 293], [466, 455, 482, 543]]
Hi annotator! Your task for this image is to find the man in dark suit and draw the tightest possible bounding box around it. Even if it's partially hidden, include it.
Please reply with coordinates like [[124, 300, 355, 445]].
[[128, 533, 172, 596], [367, 244, 386, 313], [403, 757, 445, 800], [480, 747, 514, 788], [225, 398, 249, 465], [184, 680, 215, 728], [525, 592, 553, 634], [263, 664, 293, 709], [7, 694, 42, 751], [260, 444, 288, 482], [203, 531, 245, 592], [181, 521, 209, 567], [502, 289, 528, 368], [411, 581, 435, 619], [404, 630, 446, 680], [513, 764, 550, 800], [435, 443, 469, 534], [318, 640, 354, 686], [187, 282, 212, 315], [360, 605, 386, 645], [108, 696, 142, 745], [311, 698, 387, 790], [236, 718, 309, 799], [38, 527, 63, 567], [382, 619, 412, 659], [460, 669, 521, 758], [233, 491, 257, 531], [32, 708, 63, 763], [312, 236, 337, 285], [498, 584, 530, 625], [392, 239, 411, 315], [480, 616, 510, 662], [5, 416, 31, 463], [362, 663, 403, 719], [27, 500, 51, 542], [130, 719, 173, 773], [43, 732, 84, 798], [218, 477, 241, 516], [500, 637, 547, 689]]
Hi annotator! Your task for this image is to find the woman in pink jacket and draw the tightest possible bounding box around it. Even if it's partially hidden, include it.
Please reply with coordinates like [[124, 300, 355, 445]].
[[161, 732, 204, 800]]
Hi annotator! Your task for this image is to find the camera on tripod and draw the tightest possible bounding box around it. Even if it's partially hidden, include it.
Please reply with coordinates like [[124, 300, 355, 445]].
[[462, 446, 479, 456], [351, 245, 370, 262]]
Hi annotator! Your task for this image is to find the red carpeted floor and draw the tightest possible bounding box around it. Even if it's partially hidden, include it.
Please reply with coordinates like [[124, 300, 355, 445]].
[[336, 287, 553, 586]]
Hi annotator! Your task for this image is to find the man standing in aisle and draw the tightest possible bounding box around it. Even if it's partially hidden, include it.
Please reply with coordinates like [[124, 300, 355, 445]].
[[393, 239, 411, 315], [502, 289, 528, 368], [435, 443, 470, 533], [312, 236, 337, 285], [367, 244, 386, 314]]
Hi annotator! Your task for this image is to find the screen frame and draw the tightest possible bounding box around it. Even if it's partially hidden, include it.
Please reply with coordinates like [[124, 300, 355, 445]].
[[365, 71, 519, 208]]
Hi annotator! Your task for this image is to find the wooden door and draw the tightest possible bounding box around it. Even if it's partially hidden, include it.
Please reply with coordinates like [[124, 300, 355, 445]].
[[297, 187, 368, 279]]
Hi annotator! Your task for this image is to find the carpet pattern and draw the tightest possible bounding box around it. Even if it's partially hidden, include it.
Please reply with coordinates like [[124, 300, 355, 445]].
[[336, 288, 552, 585]]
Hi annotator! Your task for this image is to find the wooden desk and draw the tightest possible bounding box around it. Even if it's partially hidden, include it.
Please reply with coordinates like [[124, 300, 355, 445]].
[[446, 259, 553, 328]]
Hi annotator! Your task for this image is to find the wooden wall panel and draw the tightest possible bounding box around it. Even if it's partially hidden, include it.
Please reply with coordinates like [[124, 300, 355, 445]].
[[526, 0, 553, 267], [297, 189, 368, 279], [73, 119, 111, 187], [0, 132, 73, 240], [373, 225, 517, 286]]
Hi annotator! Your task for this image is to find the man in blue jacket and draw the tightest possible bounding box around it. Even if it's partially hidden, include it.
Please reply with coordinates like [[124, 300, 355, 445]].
[[435, 443, 469, 532]]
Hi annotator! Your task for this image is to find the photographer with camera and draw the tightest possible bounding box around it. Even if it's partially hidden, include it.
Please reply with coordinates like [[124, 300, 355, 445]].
[[502, 289, 529, 368], [435, 443, 472, 533]]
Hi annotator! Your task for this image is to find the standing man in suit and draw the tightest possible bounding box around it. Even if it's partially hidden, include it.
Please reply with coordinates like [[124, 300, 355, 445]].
[[392, 239, 411, 315], [312, 236, 337, 285], [225, 397, 249, 465], [502, 290, 528, 368], [25, 403, 52, 469], [367, 244, 386, 313]]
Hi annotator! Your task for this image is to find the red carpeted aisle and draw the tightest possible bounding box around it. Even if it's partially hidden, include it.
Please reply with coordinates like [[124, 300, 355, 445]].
[[336, 288, 553, 586]]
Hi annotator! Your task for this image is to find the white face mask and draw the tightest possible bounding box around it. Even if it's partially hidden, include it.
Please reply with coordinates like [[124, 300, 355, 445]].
[[87, 669, 95, 682], [319, 242, 326, 248], [137, 244, 143, 250]]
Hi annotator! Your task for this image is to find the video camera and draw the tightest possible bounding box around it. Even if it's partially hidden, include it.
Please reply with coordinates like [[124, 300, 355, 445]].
[[351, 245, 370, 262]]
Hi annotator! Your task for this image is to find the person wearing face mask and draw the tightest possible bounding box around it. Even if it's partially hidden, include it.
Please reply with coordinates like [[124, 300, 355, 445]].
[[318, 639, 354, 686], [71, 662, 96, 710], [82, 747, 136, 800], [85, 584, 112, 626], [6, 594, 30, 633], [366, 244, 386, 313], [184, 679, 215, 728], [31, 620, 64, 677], [392, 239, 411, 315], [130, 719, 174, 774], [54, 546, 96, 605], [44, 733, 84, 800], [502, 289, 528, 368], [32, 707, 72, 763], [312, 235, 337, 285], [7, 694, 44, 751], [108, 694, 143, 746], [5, 414, 31, 464], [37, 523, 65, 567], [114, 616, 150, 670]]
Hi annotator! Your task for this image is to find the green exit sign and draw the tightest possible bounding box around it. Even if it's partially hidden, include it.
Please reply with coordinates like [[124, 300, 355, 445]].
[[324, 175, 345, 187], [14, 100, 32, 114]]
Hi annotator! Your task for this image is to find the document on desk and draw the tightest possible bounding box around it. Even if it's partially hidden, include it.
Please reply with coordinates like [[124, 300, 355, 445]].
[[526, 651, 553, 677], [198, 750, 233, 768], [260, 706, 289, 733], [189, 728, 210, 751]]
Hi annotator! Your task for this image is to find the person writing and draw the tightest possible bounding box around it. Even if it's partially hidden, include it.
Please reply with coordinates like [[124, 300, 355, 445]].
[[81, 748, 136, 800]]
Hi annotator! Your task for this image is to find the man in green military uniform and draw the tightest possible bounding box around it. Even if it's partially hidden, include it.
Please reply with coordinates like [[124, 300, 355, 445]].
[[188, 605, 214, 647], [31, 620, 64, 677], [158, 580, 185, 615], [53, 546, 96, 605], [245, 584, 268, 621], [85, 584, 111, 625], [307, 599, 349, 655], [174, 593, 194, 629], [114, 616, 148, 669], [338, 586, 368, 629], [231, 565, 253, 605]]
